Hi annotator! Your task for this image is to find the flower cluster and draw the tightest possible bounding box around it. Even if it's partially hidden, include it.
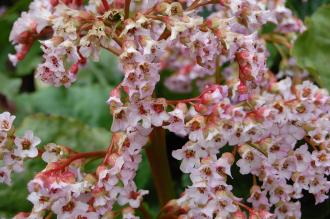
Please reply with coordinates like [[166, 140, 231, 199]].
[[0, 112, 41, 185], [169, 78, 330, 218], [6, 0, 329, 219]]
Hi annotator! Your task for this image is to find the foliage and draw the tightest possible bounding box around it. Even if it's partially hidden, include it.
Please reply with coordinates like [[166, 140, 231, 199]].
[[293, 5, 330, 91]]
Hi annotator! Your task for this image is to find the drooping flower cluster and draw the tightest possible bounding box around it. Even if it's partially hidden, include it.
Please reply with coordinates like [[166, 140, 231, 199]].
[[0, 112, 41, 185], [6, 0, 329, 219]]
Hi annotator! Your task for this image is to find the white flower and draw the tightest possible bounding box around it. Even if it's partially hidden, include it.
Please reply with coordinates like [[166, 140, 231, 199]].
[[164, 107, 187, 136], [41, 143, 64, 163], [3, 152, 24, 173], [150, 99, 169, 127], [0, 112, 15, 132], [27, 192, 50, 212], [172, 142, 207, 173], [274, 202, 301, 219], [269, 183, 293, 204], [311, 150, 330, 168], [247, 186, 270, 210], [51, 199, 89, 219], [186, 116, 205, 142], [117, 183, 148, 208], [293, 144, 311, 172], [296, 80, 318, 101], [0, 167, 11, 185], [111, 107, 130, 132], [236, 148, 263, 175], [14, 131, 41, 158]]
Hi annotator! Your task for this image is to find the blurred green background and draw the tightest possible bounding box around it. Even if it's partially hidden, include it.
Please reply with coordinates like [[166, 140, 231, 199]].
[[0, 0, 330, 218]]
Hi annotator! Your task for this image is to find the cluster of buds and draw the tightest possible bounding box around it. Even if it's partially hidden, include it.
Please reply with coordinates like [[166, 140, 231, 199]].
[[5, 0, 326, 219]]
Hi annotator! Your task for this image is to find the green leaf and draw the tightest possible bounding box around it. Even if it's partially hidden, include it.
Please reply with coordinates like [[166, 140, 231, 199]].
[[0, 73, 21, 98], [286, 0, 330, 18], [135, 151, 152, 188], [292, 5, 330, 90], [78, 49, 123, 86], [15, 84, 113, 129], [17, 113, 111, 150], [0, 113, 111, 216], [15, 43, 42, 76]]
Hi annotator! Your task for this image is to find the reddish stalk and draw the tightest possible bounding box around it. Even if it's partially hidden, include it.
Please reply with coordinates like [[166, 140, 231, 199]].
[[37, 148, 45, 157], [215, 55, 222, 84], [102, 45, 122, 56], [45, 212, 53, 219], [138, 204, 153, 219], [112, 34, 123, 47], [124, 0, 131, 19], [166, 97, 199, 105], [166, 84, 223, 105], [262, 33, 292, 49], [101, 0, 110, 11], [235, 201, 255, 214], [43, 151, 106, 174], [232, 146, 237, 157], [187, 0, 200, 10], [103, 136, 115, 165], [253, 175, 257, 185], [145, 127, 175, 207], [158, 28, 171, 41], [187, 0, 219, 11], [304, 136, 318, 151]]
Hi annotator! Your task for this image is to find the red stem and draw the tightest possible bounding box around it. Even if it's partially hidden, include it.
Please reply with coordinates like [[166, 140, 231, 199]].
[[232, 146, 237, 157], [124, 0, 131, 19], [187, 0, 218, 11], [187, 0, 200, 10], [43, 151, 106, 174], [235, 201, 255, 214], [101, 0, 110, 11], [102, 136, 115, 165], [37, 148, 45, 157], [145, 127, 175, 206], [166, 97, 199, 105], [101, 45, 122, 56], [167, 85, 221, 105]]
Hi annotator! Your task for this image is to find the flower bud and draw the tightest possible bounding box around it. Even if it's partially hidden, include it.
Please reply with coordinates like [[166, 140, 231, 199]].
[[156, 2, 171, 15], [170, 2, 183, 16]]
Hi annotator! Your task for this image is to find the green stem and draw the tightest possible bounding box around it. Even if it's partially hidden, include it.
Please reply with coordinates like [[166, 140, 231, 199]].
[[145, 127, 175, 207]]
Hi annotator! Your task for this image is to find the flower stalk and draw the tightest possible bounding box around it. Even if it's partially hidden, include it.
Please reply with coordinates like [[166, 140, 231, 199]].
[[145, 127, 175, 207]]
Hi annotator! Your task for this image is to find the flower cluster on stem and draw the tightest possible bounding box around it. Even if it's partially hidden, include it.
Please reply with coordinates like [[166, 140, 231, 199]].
[[5, 0, 328, 219]]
